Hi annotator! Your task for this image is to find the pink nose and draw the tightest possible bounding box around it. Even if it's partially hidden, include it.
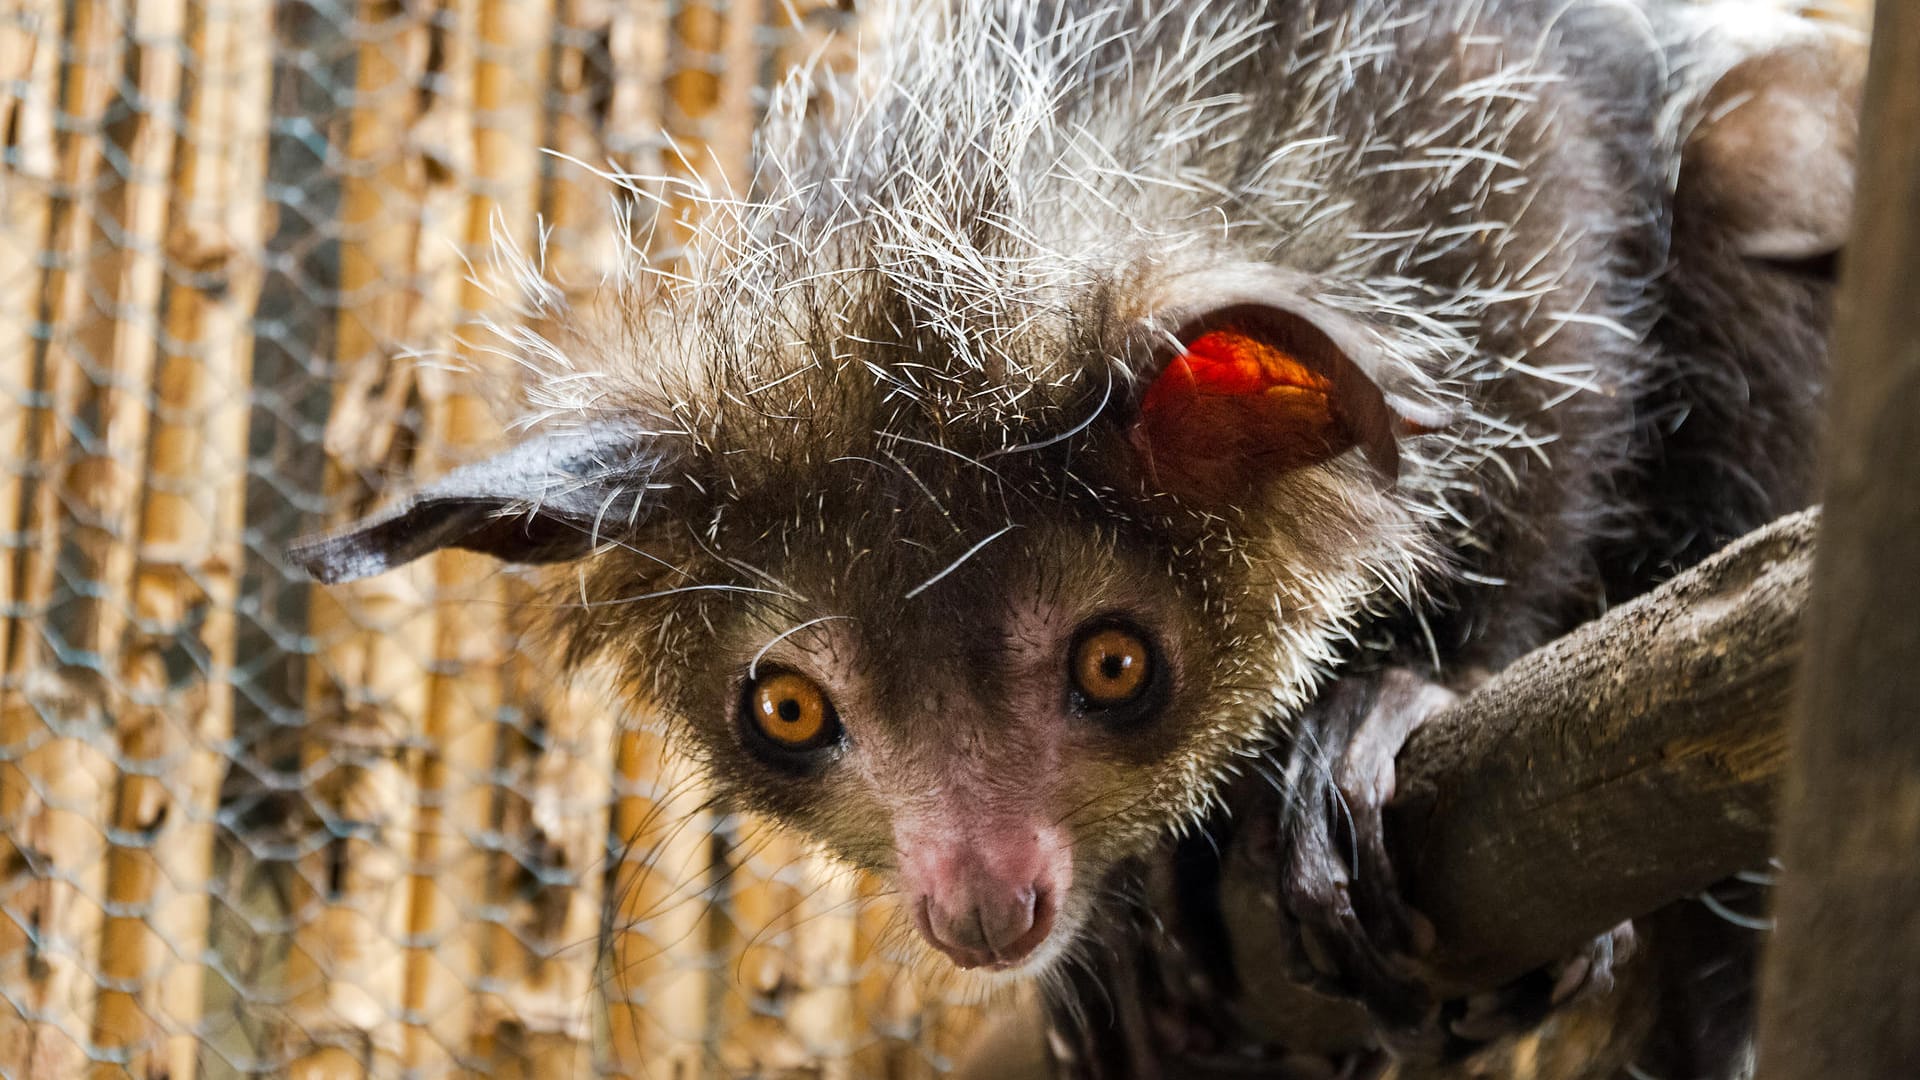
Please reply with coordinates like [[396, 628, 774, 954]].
[[912, 880, 1058, 969], [898, 823, 1071, 970]]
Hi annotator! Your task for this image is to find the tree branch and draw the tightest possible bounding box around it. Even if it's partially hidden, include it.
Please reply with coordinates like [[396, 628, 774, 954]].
[[1386, 508, 1817, 994]]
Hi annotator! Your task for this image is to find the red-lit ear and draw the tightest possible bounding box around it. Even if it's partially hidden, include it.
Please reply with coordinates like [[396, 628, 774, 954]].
[[1129, 294, 1437, 504]]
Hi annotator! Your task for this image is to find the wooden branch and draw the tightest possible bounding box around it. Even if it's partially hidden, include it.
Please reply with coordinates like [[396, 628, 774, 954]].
[[1755, 0, 1920, 1072], [1387, 508, 1817, 994]]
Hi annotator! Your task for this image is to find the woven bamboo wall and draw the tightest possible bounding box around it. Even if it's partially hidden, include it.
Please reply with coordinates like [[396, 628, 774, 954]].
[[0, 2, 985, 1076]]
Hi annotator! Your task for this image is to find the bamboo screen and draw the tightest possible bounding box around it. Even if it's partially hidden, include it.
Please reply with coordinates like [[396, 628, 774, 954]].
[[0, 2, 990, 1076]]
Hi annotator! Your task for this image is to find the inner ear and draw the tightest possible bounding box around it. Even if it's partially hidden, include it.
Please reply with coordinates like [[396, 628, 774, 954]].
[[1128, 301, 1411, 504]]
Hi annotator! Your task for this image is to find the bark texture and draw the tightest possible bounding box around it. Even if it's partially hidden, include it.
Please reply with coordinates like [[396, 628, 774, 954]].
[[1389, 509, 1816, 994]]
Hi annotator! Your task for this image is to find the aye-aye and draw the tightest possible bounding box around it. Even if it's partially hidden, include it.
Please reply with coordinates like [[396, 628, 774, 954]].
[[294, 0, 1859, 1067]]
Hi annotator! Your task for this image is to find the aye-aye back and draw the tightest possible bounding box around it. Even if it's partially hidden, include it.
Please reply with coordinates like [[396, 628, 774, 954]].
[[293, 0, 1856, 990]]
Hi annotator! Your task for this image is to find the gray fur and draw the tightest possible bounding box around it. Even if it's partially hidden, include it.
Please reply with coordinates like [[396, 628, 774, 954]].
[[298, 0, 1857, 1067]]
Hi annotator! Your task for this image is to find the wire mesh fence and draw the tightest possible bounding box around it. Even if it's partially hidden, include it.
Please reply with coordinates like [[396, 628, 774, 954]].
[[0, 2, 989, 1076]]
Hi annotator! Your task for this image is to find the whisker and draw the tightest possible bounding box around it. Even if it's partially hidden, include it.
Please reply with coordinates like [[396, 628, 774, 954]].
[[904, 524, 1018, 600]]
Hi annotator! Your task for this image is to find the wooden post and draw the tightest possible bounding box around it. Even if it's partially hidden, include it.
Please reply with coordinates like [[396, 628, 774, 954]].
[[1754, 0, 1920, 1073]]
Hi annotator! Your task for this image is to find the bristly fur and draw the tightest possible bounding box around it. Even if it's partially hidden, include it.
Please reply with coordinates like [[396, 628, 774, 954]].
[[437, 0, 1843, 1025]]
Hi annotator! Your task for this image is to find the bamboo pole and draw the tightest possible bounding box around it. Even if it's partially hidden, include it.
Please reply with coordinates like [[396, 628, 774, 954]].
[[604, 724, 711, 1080], [580, 6, 738, 1076], [286, 2, 444, 1073], [544, 0, 622, 286], [547, 9, 713, 1076], [852, 875, 972, 1080], [77, 0, 204, 1070], [657, 7, 839, 1076], [709, 837, 883, 1079], [712, 822, 820, 1077], [692, 10, 869, 1065], [743, 4, 996, 1064], [602, 0, 666, 146], [708, 0, 764, 204], [0, 676, 117, 1078], [458, 3, 631, 1071], [0, 0, 60, 679], [82, 2, 274, 1075], [765, 0, 864, 118], [781, 853, 861, 1078], [469, 660, 613, 1080], [0, 0, 65, 1066], [660, 0, 762, 250], [852, 879, 916, 1080], [56, 0, 182, 676], [410, 0, 554, 1073], [381, 1, 486, 1073], [603, 0, 672, 184], [1, 1, 132, 1072], [921, 996, 994, 1079]]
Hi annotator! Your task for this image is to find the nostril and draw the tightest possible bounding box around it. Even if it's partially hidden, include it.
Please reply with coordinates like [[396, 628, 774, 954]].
[[1028, 884, 1057, 940], [914, 893, 992, 967], [981, 887, 1038, 960], [912, 886, 1058, 969], [978, 883, 1056, 967]]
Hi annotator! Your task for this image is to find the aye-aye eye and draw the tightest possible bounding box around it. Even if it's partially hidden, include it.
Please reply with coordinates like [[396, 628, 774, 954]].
[[740, 670, 843, 763], [1068, 621, 1166, 721]]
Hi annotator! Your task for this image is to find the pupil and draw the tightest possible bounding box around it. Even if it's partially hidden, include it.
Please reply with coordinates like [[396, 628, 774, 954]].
[[777, 699, 803, 724], [1101, 655, 1125, 681]]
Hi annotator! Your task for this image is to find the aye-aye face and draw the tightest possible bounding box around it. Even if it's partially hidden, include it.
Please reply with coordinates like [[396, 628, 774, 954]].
[[292, 265, 1438, 976]]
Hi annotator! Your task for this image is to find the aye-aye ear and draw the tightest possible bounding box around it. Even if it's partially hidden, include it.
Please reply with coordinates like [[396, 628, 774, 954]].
[[1129, 268, 1449, 504], [1675, 21, 1865, 272], [289, 421, 668, 584]]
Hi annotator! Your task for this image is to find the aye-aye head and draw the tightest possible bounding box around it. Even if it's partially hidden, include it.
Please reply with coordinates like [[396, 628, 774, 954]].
[[294, 261, 1441, 977], [291, 0, 1859, 977]]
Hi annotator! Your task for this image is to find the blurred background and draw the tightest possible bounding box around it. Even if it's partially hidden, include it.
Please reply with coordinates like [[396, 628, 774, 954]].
[[0, 1, 1875, 1078], [0, 2, 993, 1077]]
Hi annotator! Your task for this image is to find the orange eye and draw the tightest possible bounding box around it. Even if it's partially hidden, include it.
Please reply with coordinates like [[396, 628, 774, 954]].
[[1071, 626, 1154, 707], [745, 671, 839, 753]]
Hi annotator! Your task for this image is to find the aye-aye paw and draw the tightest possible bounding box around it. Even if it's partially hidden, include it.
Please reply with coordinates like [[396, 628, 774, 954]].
[[1281, 670, 1638, 1061]]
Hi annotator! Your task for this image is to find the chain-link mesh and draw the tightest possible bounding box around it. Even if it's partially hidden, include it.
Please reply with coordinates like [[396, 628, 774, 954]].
[[0, 2, 989, 1075]]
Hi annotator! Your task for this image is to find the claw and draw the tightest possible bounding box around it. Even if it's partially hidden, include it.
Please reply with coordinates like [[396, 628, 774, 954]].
[[1551, 920, 1636, 1004], [1279, 669, 1634, 1064], [1550, 953, 1594, 1005]]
